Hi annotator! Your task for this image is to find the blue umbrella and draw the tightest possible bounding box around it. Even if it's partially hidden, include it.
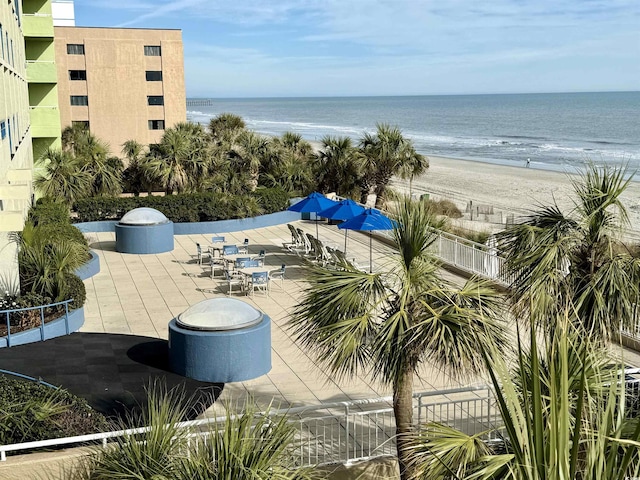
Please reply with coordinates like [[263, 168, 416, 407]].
[[288, 192, 339, 239], [338, 209, 397, 273], [317, 199, 365, 253]]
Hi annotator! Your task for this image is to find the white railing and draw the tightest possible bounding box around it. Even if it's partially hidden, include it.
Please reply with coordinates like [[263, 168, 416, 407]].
[[333, 195, 510, 286], [0, 385, 496, 464]]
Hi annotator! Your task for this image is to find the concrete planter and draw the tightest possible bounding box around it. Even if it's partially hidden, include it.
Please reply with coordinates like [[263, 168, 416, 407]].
[[75, 250, 100, 280]]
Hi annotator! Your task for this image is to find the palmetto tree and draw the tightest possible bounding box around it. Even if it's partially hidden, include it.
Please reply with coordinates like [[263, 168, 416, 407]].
[[34, 149, 92, 205], [231, 131, 271, 191], [496, 164, 640, 340], [208, 112, 246, 144], [360, 123, 426, 205], [290, 197, 508, 480], [315, 135, 364, 199]]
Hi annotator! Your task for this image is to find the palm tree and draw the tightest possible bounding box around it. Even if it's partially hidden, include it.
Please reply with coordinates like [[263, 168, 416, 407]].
[[405, 308, 640, 479], [360, 124, 426, 205], [33, 149, 92, 205], [289, 197, 508, 480], [315, 135, 364, 199], [398, 151, 430, 196], [208, 112, 246, 144], [496, 164, 640, 341], [231, 131, 271, 191]]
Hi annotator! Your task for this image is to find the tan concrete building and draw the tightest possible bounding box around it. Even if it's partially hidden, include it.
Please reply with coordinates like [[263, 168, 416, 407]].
[[54, 26, 186, 155]]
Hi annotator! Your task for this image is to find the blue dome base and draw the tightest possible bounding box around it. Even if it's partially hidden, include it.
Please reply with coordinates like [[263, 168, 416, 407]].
[[168, 316, 271, 383], [115, 221, 174, 254]]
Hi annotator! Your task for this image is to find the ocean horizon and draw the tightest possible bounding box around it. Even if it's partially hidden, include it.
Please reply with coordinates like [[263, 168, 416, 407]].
[[186, 91, 640, 175]]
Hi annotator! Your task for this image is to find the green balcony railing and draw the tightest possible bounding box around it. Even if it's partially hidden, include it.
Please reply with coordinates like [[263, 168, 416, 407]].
[[29, 106, 61, 138], [22, 14, 54, 38], [26, 61, 57, 83]]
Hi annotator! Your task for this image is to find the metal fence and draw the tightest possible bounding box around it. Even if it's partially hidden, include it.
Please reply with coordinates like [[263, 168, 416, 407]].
[[0, 299, 74, 347], [0, 385, 496, 464]]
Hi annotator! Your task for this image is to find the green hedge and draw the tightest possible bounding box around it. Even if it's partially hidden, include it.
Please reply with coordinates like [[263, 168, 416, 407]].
[[28, 198, 70, 225], [0, 374, 108, 445], [73, 188, 290, 223]]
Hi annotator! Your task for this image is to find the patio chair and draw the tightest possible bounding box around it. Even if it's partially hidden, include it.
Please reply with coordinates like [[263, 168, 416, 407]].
[[234, 258, 252, 270], [269, 264, 286, 289], [238, 238, 250, 254], [249, 271, 269, 296], [211, 236, 226, 244], [209, 250, 226, 278], [223, 245, 239, 256], [224, 269, 245, 296], [283, 224, 298, 250], [195, 243, 207, 265], [252, 250, 266, 266]]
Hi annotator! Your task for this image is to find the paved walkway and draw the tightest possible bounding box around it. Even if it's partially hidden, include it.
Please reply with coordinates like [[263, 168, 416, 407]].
[[81, 220, 471, 412]]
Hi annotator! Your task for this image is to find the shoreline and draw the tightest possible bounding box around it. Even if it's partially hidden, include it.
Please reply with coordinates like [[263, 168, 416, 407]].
[[391, 155, 640, 234]]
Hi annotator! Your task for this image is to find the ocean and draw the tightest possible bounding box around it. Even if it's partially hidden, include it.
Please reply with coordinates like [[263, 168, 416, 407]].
[[187, 92, 640, 173]]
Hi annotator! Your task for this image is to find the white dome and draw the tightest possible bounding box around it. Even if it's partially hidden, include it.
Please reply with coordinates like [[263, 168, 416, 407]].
[[176, 298, 263, 331], [119, 208, 169, 226]]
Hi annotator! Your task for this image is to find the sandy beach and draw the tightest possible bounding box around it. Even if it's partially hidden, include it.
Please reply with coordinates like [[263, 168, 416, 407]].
[[390, 156, 640, 237]]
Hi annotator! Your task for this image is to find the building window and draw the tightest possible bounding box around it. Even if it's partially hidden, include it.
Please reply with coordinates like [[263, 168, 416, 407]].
[[67, 44, 85, 55], [70, 95, 89, 106], [69, 70, 87, 81], [144, 45, 161, 56], [148, 120, 165, 130], [0, 121, 6, 140], [147, 96, 164, 106], [145, 70, 163, 81], [72, 121, 90, 130]]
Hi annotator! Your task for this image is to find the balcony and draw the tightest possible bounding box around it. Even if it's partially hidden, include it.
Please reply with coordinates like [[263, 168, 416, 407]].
[[29, 106, 61, 139], [26, 61, 57, 83], [22, 14, 54, 38]]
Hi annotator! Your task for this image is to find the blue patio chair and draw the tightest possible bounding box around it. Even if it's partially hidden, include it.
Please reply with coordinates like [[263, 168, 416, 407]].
[[223, 245, 239, 255], [246, 259, 260, 268], [249, 271, 269, 296], [234, 258, 252, 269], [211, 236, 226, 244]]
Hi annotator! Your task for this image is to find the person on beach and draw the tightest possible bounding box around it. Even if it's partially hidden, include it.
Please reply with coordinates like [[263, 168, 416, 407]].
[[526, 158, 530, 168]]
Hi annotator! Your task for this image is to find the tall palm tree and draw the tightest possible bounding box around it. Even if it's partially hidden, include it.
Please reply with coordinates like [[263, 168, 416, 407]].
[[360, 124, 425, 205], [496, 164, 640, 341], [231, 131, 271, 191], [315, 135, 364, 199], [289, 197, 508, 480], [398, 151, 430, 196], [33, 149, 92, 205]]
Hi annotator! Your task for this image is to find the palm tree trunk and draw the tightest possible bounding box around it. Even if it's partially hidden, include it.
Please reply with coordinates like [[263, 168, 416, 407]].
[[393, 367, 415, 480]]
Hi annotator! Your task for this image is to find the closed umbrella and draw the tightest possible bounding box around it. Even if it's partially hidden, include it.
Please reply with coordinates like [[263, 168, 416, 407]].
[[317, 199, 365, 253], [338, 208, 396, 273], [288, 192, 338, 239]]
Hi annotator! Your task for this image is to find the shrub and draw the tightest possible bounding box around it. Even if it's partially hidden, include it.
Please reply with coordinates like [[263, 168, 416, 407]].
[[28, 198, 70, 225], [61, 273, 86, 309], [0, 374, 108, 445], [449, 226, 491, 245], [253, 187, 290, 213], [426, 199, 463, 218], [74, 191, 288, 223]]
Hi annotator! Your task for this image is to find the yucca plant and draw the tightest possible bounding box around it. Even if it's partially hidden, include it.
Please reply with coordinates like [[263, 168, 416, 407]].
[[406, 307, 640, 479], [59, 386, 314, 480]]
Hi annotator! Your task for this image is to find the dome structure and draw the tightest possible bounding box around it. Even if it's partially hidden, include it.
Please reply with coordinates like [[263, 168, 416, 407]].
[[119, 207, 169, 226], [177, 298, 263, 331]]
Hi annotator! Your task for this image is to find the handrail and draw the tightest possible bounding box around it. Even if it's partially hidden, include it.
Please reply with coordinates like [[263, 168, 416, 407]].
[[1, 299, 74, 347], [0, 369, 59, 390], [0, 384, 492, 461]]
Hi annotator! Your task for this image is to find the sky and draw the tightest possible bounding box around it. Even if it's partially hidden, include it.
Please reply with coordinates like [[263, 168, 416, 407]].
[[75, 0, 640, 98]]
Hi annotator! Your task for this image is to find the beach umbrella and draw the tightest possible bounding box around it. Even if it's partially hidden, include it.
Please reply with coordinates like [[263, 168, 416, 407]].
[[338, 208, 396, 273], [288, 192, 338, 239], [317, 199, 365, 253]]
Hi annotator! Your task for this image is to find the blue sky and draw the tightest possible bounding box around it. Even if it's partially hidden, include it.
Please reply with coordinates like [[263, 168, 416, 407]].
[[76, 0, 640, 98]]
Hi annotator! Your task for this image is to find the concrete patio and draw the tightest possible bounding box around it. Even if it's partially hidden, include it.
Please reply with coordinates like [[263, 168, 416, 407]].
[[80, 219, 475, 412]]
